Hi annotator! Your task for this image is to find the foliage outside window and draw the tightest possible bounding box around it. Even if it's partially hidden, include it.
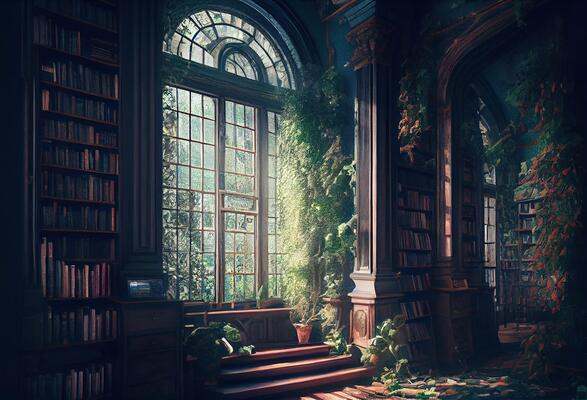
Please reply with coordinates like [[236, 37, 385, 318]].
[[162, 8, 297, 302]]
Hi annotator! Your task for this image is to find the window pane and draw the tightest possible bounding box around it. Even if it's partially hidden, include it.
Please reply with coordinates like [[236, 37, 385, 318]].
[[267, 111, 284, 297], [163, 85, 216, 301], [224, 212, 256, 302], [221, 100, 258, 302], [164, 9, 296, 88]]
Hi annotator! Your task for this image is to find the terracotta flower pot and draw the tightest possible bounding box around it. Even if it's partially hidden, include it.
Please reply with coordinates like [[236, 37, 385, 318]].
[[293, 323, 312, 344]]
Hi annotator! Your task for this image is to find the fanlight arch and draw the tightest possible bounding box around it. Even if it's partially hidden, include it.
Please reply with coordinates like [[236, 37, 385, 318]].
[[163, 9, 296, 89]]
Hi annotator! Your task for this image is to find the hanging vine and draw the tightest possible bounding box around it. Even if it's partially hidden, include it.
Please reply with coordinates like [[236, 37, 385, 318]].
[[278, 67, 355, 327], [506, 39, 583, 314]]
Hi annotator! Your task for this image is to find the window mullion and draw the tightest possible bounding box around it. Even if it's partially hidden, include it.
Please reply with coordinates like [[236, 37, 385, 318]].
[[257, 107, 268, 294], [216, 97, 226, 303]]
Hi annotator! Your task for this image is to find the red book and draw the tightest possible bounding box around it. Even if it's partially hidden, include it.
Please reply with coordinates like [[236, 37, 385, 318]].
[[90, 269, 95, 298]]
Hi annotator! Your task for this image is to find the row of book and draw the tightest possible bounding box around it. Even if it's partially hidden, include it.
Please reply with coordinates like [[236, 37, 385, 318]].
[[43, 118, 117, 147], [398, 210, 430, 230], [40, 236, 115, 260], [405, 320, 431, 342], [25, 362, 112, 400], [44, 306, 117, 345], [42, 170, 116, 203], [463, 219, 476, 235], [399, 229, 432, 251], [41, 89, 118, 124], [400, 273, 431, 292], [41, 60, 119, 98], [34, 15, 81, 55], [34, 0, 118, 31], [398, 170, 434, 191], [33, 16, 118, 63], [42, 142, 119, 174], [401, 300, 431, 320], [41, 238, 112, 298], [398, 190, 432, 211], [41, 203, 116, 232], [399, 251, 432, 268], [41, 259, 112, 299]]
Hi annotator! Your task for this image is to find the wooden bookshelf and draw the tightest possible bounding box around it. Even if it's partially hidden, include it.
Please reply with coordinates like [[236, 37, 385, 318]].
[[396, 137, 436, 370], [498, 196, 542, 323], [28, 2, 120, 399]]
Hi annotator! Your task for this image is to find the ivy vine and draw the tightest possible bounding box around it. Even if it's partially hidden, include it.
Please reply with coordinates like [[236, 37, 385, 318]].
[[278, 67, 355, 327]]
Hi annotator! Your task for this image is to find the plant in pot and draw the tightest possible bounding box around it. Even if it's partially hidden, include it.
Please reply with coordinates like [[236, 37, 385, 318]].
[[184, 322, 254, 385], [291, 294, 321, 344]]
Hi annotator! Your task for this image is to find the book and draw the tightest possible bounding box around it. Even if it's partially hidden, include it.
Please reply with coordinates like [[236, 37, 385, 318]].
[[41, 89, 118, 124], [28, 362, 112, 400], [34, 0, 118, 31], [40, 60, 119, 99]]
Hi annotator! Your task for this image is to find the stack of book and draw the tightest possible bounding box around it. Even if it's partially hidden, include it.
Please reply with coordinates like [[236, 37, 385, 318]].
[[400, 273, 431, 292]]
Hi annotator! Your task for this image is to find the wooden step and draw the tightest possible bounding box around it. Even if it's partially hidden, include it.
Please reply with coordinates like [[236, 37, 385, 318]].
[[221, 354, 354, 381], [221, 344, 331, 366], [214, 366, 375, 399]]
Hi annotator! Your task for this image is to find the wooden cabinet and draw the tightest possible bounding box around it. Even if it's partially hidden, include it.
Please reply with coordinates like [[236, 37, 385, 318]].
[[115, 300, 182, 400]]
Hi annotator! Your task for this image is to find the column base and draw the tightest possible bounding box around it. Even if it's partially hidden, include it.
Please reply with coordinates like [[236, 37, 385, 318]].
[[348, 290, 403, 347]]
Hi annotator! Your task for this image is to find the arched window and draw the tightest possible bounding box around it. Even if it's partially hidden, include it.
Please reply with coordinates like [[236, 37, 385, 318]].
[[161, 5, 301, 303]]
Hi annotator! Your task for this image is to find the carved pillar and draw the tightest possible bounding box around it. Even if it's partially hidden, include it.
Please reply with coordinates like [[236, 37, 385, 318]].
[[119, 0, 164, 274], [346, 16, 403, 346]]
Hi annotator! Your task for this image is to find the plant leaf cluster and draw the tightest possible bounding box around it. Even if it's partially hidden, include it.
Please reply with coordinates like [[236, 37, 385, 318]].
[[278, 66, 355, 327], [361, 315, 410, 391], [184, 322, 255, 382]]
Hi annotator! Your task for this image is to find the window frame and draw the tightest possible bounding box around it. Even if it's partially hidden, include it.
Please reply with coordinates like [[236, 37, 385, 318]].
[[162, 51, 285, 304]]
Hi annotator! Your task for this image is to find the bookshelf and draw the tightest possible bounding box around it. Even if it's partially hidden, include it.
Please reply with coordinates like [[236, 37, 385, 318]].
[[499, 195, 543, 323], [397, 135, 436, 370], [28, 1, 120, 398], [461, 156, 480, 263]]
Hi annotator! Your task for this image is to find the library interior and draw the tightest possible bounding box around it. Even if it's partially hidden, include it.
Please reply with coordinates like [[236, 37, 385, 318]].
[[2, 0, 587, 399]]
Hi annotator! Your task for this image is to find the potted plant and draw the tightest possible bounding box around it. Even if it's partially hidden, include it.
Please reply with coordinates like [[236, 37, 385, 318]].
[[291, 295, 321, 344], [184, 322, 254, 385]]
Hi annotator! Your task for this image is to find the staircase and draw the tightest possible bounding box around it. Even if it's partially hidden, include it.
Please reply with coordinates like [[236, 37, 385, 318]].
[[208, 344, 375, 399]]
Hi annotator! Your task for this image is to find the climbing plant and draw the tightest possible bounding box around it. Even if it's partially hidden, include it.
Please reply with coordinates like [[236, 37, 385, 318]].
[[278, 66, 355, 329], [506, 40, 583, 314], [397, 47, 434, 163]]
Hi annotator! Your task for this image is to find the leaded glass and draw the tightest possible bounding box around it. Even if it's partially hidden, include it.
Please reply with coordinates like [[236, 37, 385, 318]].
[[266, 111, 284, 297], [164, 9, 295, 88], [162, 85, 216, 301], [222, 100, 258, 302]]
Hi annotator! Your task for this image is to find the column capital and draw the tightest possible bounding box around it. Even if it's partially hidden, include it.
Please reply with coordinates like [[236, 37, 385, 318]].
[[346, 16, 396, 70]]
